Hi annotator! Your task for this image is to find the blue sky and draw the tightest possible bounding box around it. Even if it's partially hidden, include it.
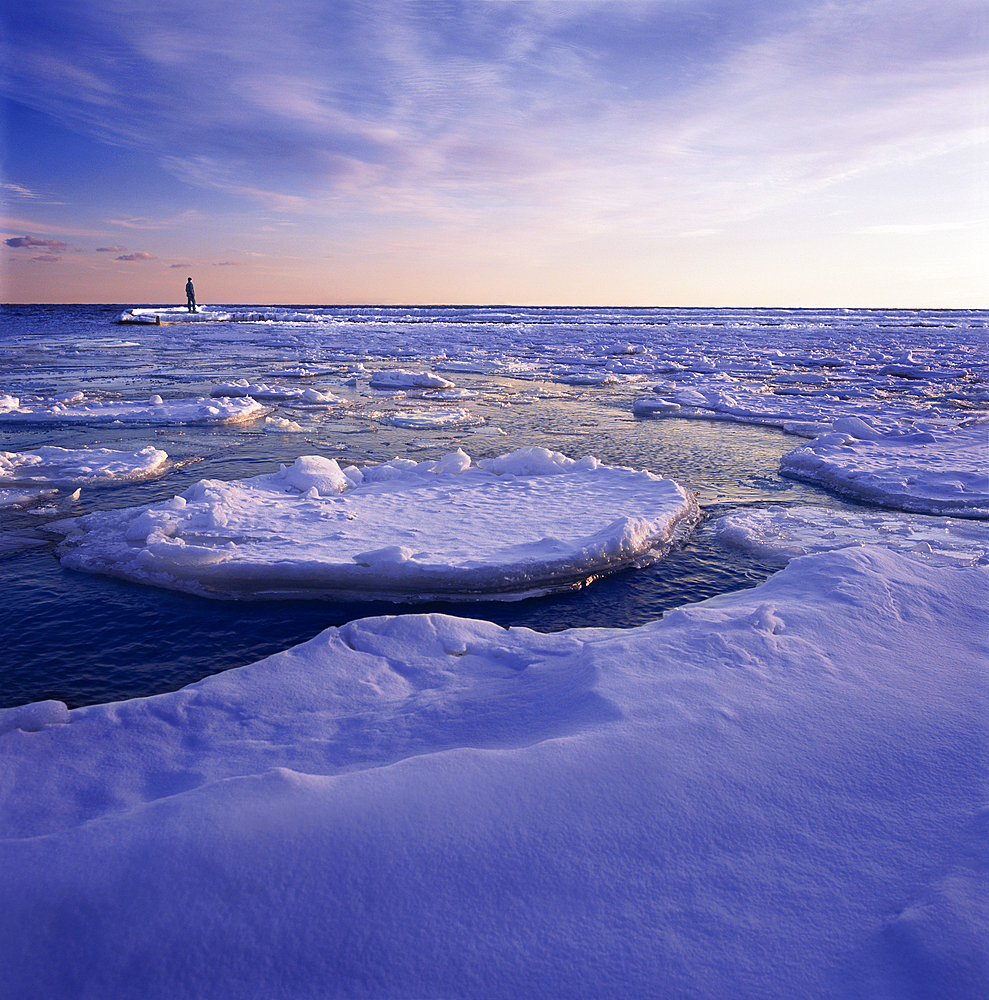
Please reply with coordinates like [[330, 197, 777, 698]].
[[2, 0, 986, 305]]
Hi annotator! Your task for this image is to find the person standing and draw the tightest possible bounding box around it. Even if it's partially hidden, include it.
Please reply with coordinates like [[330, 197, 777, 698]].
[[186, 277, 196, 312]]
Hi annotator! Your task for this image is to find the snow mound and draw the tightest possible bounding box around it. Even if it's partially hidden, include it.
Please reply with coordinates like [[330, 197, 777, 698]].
[[780, 420, 989, 516], [0, 446, 168, 486], [51, 448, 699, 601], [0, 548, 985, 999]]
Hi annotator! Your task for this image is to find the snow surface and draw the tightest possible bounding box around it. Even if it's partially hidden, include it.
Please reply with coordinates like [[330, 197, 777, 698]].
[[1, 547, 985, 999], [51, 447, 700, 601]]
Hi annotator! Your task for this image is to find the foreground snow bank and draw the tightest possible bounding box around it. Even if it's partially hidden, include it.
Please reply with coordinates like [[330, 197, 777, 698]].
[[780, 420, 989, 516], [1, 547, 985, 999], [52, 447, 699, 600]]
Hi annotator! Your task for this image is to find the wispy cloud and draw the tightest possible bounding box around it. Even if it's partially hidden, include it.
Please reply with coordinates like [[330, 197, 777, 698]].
[[114, 251, 155, 261], [3, 182, 39, 199], [8, 0, 983, 230], [107, 211, 204, 230]]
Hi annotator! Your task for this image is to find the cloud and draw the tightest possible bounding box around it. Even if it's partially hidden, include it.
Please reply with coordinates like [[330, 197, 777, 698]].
[[3, 183, 39, 199], [107, 211, 203, 230], [96, 245, 126, 252], [6, 235, 68, 251], [213, 261, 240, 266], [31, 255, 62, 263], [3, 0, 986, 238], [114, 251, 155, 261]]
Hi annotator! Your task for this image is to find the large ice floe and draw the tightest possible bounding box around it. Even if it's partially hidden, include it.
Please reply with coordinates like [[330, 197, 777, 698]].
[[51, 447, 700, 600], [0, 392, 271, 424], [1, 546, 986, 999], [779, 418, 989, 516]]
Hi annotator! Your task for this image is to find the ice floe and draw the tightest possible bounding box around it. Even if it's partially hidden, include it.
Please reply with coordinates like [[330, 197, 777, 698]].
[[0, 393, 271, 425], [369, 369, 456, 390], [633, 382, 926, 431], [718, 506, 989, 567], [1, 546, 985, 999], [0, 446, 168, 486], [51, 447, 700, 601], [263, 416, 304, 433], [780, 419, 989, 516], [378, 407, 484, 430], [0, 487, 58, 509]]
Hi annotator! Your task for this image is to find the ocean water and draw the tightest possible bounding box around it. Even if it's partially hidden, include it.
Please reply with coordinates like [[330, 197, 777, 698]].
[[2, 303, 985, 708]]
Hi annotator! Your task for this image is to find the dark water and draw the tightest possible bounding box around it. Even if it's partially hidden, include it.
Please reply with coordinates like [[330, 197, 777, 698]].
[[0, 411, 845, 710]]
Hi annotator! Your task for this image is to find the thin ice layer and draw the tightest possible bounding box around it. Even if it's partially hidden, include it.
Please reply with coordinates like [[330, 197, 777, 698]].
[[51, 447, 700, 600], [0, 548, 985, 999]]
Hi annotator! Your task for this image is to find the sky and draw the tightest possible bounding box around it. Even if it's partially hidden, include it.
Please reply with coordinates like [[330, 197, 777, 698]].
[[1, 0, 986, 307]]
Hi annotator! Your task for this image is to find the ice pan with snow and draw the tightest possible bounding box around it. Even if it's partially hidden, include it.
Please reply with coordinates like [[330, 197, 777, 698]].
[[51, 446, 701, 601]]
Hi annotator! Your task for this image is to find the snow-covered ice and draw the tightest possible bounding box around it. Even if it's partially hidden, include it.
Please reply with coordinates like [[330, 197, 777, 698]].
[[0, 445, 168, 486], [780, 419, 989, 516], [369, 369, 455, 390], [718, 505, 989, 567], [0, 393, 271, 425], [1, 547, 985, 999], [51, 447, 700, 601]]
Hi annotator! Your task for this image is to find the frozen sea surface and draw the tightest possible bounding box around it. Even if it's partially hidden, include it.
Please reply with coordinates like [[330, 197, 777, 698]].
[[1, 304, 987, 1000], [1, 303, 986, 707]]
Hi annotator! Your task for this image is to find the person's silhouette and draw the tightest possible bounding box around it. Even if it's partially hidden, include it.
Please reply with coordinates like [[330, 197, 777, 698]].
[[185, 277, 196, 312]]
